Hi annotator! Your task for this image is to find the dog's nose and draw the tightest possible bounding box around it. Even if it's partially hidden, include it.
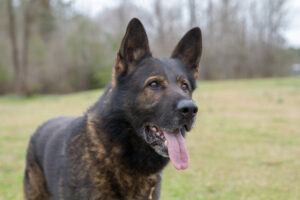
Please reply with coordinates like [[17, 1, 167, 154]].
[[177, 100, 198, 119]]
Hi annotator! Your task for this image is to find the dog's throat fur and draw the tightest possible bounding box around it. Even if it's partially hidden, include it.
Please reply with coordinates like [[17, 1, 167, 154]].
[[89, 110, 170, 175]]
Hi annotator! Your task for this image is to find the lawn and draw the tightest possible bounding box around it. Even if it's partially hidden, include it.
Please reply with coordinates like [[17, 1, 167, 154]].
[[0, 77, 299, 200]]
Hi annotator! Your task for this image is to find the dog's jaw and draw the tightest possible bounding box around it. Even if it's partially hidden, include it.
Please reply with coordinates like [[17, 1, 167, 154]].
[[143, 124, 189, 170]]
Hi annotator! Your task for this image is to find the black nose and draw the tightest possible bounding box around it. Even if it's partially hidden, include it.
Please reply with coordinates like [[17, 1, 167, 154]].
[[177, 100, 198, 119]]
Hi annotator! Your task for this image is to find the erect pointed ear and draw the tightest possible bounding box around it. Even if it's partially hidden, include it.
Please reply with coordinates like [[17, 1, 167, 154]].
[[171, 27, 202, 79], [114, 18, 151, 79]]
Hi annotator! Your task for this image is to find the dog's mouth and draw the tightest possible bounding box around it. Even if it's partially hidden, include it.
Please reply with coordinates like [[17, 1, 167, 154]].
[[144, 125, 189, 170]]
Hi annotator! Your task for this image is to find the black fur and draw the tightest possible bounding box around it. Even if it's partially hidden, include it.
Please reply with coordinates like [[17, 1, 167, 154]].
[[24, 18, 202, 200]]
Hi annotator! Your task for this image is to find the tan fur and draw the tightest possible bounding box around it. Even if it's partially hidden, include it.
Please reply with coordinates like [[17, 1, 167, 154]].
[[112, 55, 125, 88], [24, 144, 52, 200], [177, 76, 191, 95]]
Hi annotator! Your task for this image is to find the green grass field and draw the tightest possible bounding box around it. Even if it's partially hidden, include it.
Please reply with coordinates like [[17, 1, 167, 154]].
[[0, 77, 300, 200]]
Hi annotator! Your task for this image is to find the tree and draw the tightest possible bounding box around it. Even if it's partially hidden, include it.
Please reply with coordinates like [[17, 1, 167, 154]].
[[188, 0, 197, 27], [6, 0, 55, 95], [7, 0, 21, 93]]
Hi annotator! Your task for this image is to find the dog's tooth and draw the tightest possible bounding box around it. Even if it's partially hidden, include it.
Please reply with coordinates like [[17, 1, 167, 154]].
[[151, 126, 158, 132], [164, 140, 168, 146]]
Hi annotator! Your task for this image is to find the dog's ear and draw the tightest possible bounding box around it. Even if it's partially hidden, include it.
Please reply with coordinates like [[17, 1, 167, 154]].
[[114, 18, 151, 78], [171, 27, 202, 79]]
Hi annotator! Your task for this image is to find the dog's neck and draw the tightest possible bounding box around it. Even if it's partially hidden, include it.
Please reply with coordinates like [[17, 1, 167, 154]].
[[83, 110, 164, 199]]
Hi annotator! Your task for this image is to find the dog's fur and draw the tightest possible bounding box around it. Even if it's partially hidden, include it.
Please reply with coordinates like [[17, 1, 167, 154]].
[[23, 18, 202, 200]]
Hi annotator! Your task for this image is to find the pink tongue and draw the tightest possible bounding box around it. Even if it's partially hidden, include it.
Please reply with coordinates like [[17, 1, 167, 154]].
[[164, 129, 189, 170]]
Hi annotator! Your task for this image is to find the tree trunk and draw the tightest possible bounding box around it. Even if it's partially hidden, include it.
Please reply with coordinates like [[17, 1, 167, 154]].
[[7, 0, 21, 93], [154, 0, 166, 55], [188, 0, 196, 27], [21, 1, 33, 95]]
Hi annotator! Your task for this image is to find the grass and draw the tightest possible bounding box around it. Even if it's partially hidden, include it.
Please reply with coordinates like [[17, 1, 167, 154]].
[[0, 77, 300, 200]]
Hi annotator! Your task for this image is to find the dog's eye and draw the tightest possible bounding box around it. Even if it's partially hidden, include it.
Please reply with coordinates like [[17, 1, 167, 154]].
[[148, 81, 161, 89], [181, 83, 189, 91]]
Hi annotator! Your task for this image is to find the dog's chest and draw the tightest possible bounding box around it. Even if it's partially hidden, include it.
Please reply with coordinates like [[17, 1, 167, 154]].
[[66, 123, 163, 199], [89, 166, 160, 200]]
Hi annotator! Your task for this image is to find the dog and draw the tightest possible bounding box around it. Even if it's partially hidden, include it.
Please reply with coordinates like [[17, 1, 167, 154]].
[[23, 18, 202, 200]]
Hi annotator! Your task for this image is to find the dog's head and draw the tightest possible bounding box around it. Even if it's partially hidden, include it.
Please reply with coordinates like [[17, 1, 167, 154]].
[[112, 18, 202, 170]]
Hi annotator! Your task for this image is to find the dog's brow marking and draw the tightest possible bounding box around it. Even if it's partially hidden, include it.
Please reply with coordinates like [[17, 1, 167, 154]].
[[139, 76, 167, 109], [177, 75, 191, 93], [144, 75, 168, 87]]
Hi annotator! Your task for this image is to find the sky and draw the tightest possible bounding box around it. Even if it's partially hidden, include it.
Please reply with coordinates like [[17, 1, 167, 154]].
[[282, 0, 300, 48], [67, 0, 300, 48]]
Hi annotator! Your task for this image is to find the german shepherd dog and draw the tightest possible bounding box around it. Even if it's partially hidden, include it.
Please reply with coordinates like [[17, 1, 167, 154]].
[[24, 18, 202, 200]]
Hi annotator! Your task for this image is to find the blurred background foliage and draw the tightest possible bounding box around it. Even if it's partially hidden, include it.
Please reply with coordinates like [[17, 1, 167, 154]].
[[0, 0, 299, 95]]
